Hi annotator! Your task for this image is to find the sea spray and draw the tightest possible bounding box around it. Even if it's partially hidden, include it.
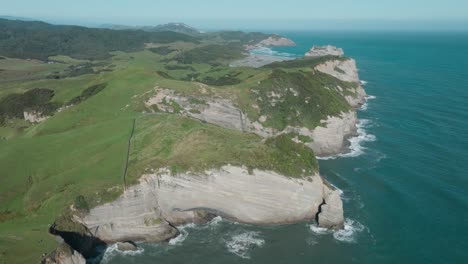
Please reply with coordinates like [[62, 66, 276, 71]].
[[224, 231, 265, 259], [95, 243, 144, 264], [309, 218, 366, 243]]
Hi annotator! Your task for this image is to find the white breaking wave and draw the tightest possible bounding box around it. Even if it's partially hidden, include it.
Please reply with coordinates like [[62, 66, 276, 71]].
[[319, 118, 376, 160], [225, 231, 265, 259], [333, 219, 366, 243], [360, 80, 368, 85], [360, 94, 377, 111], [168, 222, 196, 245], [250, 47, 297, 58], [208, 216, 223, 226], [97, 243, 144, 264], [340, 119, 376, 158], [309, 218, 366, 243]]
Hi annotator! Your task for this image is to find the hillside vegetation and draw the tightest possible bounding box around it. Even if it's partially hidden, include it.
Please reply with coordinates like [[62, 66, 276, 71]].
[[0, 19, 198, 60]]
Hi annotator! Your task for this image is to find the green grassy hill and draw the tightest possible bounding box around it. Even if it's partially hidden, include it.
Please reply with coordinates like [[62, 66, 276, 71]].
[[0, 19, 198, 60]]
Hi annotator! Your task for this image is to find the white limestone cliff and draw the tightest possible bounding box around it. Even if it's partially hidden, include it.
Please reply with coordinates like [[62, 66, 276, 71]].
[[305, 45, 344, 57], [75, 166, 344, 244]]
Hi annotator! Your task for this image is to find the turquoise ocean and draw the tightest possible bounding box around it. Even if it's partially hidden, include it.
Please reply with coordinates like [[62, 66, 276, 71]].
[[102, 31, 468, 264]]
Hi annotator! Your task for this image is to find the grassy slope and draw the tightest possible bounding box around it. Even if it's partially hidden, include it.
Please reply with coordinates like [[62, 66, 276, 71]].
[[127, 114, 317, 185]]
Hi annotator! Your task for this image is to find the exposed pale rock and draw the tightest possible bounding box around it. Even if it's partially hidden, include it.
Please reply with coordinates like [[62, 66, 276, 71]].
[[116, 241, 138, 251], [315, 59, 359, 83], [305, 45, 344, 57], [24, 110, 49, 123], [146, 89, 359, 156], [318, 185, 345, 230], [79, 166, 343, 235], [245, 36, 296, 50], [42, 243, 86, 264], [257, 36, 296, 47], [314, 59, 367, 107], [306, 111, 358, 156], [78, 178, 178, 243], [154, 166, 326, 225]]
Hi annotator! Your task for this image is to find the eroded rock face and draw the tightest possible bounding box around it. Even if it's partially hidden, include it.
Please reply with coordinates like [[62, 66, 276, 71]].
[[306, 111, 358, 157], [116, 241, 139, 251], [257, 36, 296, 47], [77, 178, 178, 243], [318, 185, 345, 230], [42, 243, 86, 264], [77, 166, 344, 243], [314, 59, 367, 108], [146, 89, 359, 156], [245, 36, 296, 50], [305, 45, 344, 57], [24, 110, 49, 123], [315, 59, 359, 83], [154, 166, 325, 225]]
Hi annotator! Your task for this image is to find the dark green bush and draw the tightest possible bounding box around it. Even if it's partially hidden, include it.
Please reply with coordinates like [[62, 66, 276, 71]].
[[0, 88, 59, 123], [67, 83, 106, 105], [73, 195, 89, 212], [0, 19, 198, 60]]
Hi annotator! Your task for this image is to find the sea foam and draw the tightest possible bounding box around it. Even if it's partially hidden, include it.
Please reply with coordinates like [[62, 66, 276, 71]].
[[94, 243, 144, 264], [318, 118, 376, 160], [225, 231, 265, 259], [309, 218, 366, 243]]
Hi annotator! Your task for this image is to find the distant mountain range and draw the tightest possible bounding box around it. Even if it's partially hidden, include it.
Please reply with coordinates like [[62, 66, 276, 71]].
[[0, 15, 201, 35], [0, 15, 37, 21], [0, 18, 198, 60], [100, 22, 201, 35]]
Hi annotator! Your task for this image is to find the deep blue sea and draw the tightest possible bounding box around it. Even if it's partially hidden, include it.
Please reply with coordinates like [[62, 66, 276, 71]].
[[104, 31, 468, 264]]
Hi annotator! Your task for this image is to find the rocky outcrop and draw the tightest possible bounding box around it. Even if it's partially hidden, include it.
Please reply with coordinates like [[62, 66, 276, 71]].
[[23, 110, 49, 123], [146, 88, 247, 132], [257, 36, 296, 47], [314, 58, 367, 108], [116, 241, 139, 251], [77, 177, 178, 243], [315, 59, 359, 83], [146, 89, 359, 156], [42, 243, 86, 264], [318, 184, 345, 230], [305, 45, 344, 57], [245, 36, 296, 50], [76, 166, 343, 242], [306, 111, 358, 156]]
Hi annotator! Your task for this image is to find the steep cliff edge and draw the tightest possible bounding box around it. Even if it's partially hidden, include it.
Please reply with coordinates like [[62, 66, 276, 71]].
[[146, 46, 367, 157], [73, 166, 343, 245], [42, 243, 86, 264], [314, 58, 367, 108]]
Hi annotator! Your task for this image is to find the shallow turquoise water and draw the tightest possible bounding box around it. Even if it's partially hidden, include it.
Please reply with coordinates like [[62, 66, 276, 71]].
[[104, 31, 468, 264]]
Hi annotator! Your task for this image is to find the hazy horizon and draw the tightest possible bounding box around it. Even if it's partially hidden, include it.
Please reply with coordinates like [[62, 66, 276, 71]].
[[2, 15, 468, 32], [1, 0, 468, 31]]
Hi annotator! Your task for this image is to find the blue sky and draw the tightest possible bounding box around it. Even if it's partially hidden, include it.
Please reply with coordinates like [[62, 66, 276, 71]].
[[2, 0, 468, 30]]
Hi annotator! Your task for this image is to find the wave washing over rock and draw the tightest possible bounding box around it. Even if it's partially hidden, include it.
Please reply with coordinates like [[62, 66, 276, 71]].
[[318, 96, 377, 160], [309, 218, 366, 243], [224, 231, 265, 259], [68, 165, 344, 261]]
